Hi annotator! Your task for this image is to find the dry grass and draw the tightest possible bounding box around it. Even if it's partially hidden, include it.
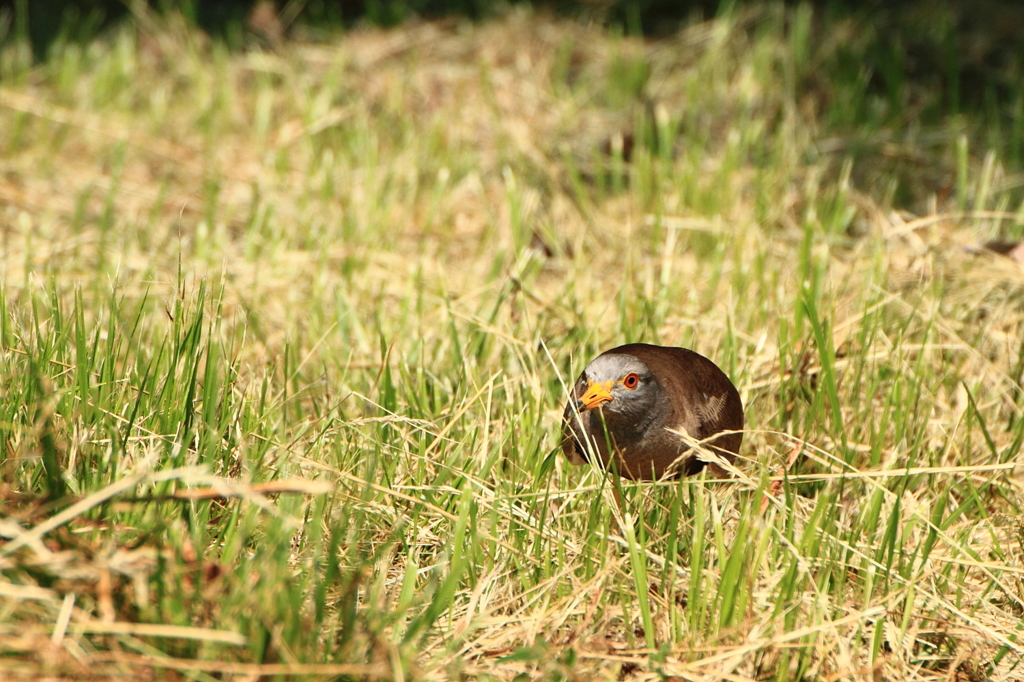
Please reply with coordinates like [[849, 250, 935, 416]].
[[3, 3, 1024, 680]]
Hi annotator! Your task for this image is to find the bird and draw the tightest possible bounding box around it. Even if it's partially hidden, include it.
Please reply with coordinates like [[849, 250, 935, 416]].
[[561, 343, 743, 480]]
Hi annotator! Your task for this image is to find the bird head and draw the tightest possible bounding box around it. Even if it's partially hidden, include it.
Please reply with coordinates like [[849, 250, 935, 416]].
[[573, 353, 659, 420]]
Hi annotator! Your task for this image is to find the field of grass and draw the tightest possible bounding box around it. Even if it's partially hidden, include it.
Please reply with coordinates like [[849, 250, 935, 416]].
[[4, 2, 1024, 680]]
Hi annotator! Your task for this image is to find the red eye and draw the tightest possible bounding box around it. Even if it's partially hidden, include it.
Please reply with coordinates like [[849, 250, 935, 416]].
[[623, 373, 639, 389]]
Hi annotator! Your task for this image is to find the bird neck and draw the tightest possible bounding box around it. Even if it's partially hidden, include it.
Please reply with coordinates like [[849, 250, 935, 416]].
[[606, 397, 671, 446]]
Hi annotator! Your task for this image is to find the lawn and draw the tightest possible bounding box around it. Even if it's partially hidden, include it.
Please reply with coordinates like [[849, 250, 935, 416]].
[[3, 3, 1024, 680]]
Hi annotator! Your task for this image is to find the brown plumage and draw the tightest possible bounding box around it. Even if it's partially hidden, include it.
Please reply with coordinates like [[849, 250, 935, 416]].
[[561, 343, 743, 480]]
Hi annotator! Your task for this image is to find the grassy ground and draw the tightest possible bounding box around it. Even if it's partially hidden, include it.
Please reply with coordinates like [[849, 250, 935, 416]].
[[3, 3, 1024, 680]]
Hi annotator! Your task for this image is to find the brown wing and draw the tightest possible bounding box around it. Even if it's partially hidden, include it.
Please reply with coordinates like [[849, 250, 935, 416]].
[[604, 343, 743, 458]]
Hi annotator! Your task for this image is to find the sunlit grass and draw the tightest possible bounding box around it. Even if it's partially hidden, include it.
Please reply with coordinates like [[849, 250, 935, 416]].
[[3, 3, 1024, 680]]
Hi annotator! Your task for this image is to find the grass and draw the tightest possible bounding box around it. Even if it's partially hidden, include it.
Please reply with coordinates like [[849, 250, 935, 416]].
[[3, 2, 1024, 679]]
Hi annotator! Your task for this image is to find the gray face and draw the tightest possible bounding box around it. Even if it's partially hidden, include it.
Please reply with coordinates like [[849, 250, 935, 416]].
[[577, 353, 661, 423]]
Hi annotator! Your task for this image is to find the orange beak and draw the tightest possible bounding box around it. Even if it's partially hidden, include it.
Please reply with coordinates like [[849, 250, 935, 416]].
[[578, 380, 613, 410]]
